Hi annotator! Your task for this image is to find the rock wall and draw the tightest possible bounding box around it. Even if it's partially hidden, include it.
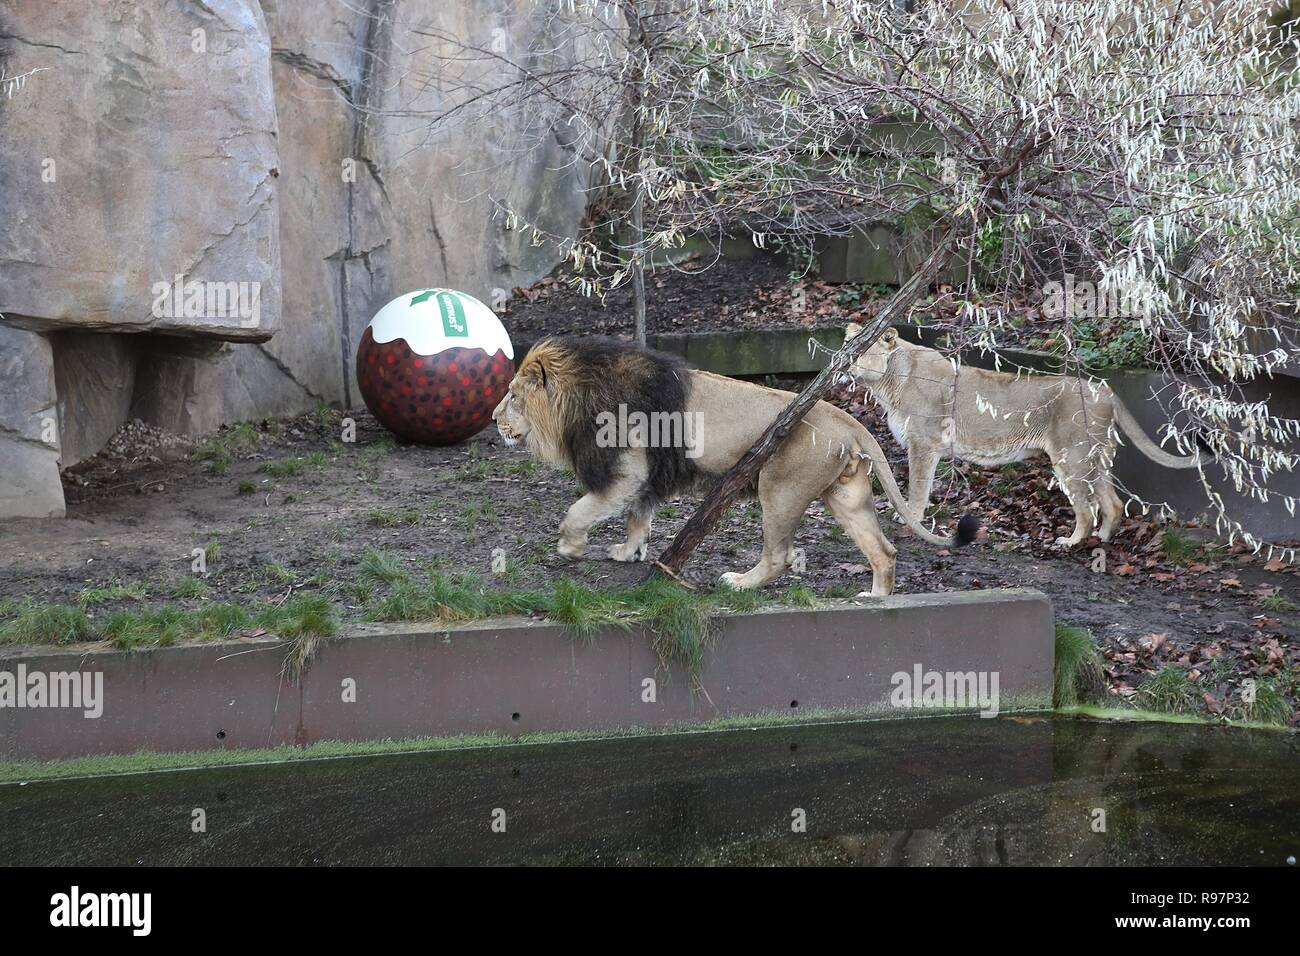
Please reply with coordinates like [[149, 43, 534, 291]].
[[0, 326, 63, 519], [0, 0, 598, 517], [0, 0, 281, 342]]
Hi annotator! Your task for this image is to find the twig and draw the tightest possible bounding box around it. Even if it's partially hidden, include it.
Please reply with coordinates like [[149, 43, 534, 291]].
[[653, 560, 696, 590]]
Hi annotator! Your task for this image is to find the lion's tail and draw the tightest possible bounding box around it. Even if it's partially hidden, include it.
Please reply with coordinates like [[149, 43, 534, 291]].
[[1112, 398, 1202, 470], [851, 427, 979, 549]]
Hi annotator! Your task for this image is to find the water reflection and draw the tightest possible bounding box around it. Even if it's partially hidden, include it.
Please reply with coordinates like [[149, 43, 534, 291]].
[[1, 716, 1296, 865]]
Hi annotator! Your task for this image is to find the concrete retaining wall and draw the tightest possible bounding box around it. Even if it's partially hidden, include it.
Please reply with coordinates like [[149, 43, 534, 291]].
[[0, 589, 1053, 762]]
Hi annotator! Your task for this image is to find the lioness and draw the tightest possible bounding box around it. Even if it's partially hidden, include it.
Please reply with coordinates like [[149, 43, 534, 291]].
[[492, 336, 976, 594], [843, 323, 1201, 547]]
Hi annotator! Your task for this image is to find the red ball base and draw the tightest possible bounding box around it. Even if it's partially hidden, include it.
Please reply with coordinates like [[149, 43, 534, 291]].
[[356, 328, 512, 445]]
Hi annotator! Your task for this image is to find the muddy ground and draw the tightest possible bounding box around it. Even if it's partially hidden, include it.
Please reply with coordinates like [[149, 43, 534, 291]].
[[1, 255, 1296, 722], [1, 395, 1297, 723]]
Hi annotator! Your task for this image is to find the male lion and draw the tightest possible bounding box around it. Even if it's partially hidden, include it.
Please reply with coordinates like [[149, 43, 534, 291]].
[[492, 336, 976, 594], [844, 323, 1201, 547]]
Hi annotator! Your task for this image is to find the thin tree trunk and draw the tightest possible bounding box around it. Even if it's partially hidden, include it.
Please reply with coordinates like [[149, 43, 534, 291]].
[[655, 233, 957, 577], [631, 174, 646, 345], [628, 0, 648, 345]]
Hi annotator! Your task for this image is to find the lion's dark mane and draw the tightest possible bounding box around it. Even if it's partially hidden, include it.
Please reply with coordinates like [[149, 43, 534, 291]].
[[544, 336, 701, 515]]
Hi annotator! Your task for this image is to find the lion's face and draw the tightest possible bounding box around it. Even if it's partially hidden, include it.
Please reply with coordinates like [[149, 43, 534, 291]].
[[845, 324, 900, 384], [492, 377, 533, 448]]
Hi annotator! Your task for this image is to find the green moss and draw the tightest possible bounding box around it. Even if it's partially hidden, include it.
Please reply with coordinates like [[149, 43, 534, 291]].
[[1057, 704, 1294, 732], [0, 695, 1055, 785]]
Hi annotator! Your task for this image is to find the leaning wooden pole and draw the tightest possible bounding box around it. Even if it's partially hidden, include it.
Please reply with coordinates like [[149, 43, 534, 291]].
[[654, 229, 958, 578]]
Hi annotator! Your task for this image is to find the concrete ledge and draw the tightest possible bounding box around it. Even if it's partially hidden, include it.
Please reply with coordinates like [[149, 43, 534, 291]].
[[650, 328, 843, 376], [0, 589, 1054, 761], [514, 327, 848, 377]]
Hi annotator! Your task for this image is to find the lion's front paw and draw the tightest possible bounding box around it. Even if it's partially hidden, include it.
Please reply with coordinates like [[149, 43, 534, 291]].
[[718, 571, 753, 590], [1053, 535, 1080, 549], [607, 541, 648, 562]]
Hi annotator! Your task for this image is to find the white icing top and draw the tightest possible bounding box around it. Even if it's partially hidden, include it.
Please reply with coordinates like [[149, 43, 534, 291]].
[[368, 289, 515, 359]]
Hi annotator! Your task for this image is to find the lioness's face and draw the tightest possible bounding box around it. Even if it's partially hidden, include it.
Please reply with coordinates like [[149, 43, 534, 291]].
[[845, 324, 900, 384], [491, 376, 533, 447]]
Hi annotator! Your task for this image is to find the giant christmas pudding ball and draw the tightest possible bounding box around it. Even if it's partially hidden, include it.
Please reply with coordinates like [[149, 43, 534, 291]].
[[356, 288, 515, 445]]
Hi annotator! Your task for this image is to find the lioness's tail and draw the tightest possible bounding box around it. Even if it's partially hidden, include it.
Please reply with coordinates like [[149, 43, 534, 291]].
[[851, 427, 979, 548], [1112, 399, 1201, 470]]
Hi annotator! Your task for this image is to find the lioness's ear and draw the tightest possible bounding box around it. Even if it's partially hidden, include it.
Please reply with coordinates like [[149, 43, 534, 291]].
[[845, 321, 863, 341], [883, 328, 899, 346]]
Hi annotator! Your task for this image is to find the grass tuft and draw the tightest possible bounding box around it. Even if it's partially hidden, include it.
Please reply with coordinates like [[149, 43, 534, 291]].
[[99, 607, 193, 649], [1135, 665, 1199, 715], [257, 594, 339, 680], [194, 422, 260, 475], [262, 453, 326, 479], [544, 579, 629, 640], [367, 509, 420, 528], [174, 577, 211, 600], [1054, 624, 1106, 708], [358, 550, 409, 587], [0, 571, 808, 685], [781, 581, 817, 608], [1246, 678, 1292, 727], [624, 578, 717, 682], [0, 604, 93, 646], [1160, 528, 1200, 563], [1259, 593, 1297, 614], [454, 458, 540, 481], [77, 581, 146, 607]]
